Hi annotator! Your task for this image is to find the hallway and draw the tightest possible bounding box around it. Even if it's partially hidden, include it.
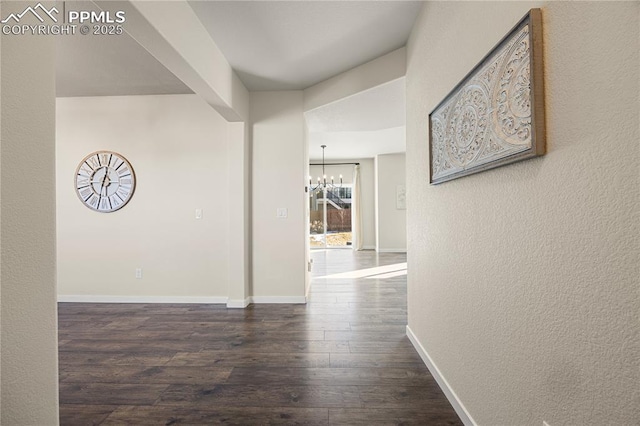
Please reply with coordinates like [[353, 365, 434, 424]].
[[58, 250, 461, 425]]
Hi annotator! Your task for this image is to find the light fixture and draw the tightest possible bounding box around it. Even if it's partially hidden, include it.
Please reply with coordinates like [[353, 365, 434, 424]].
[[309, 145, 342, 193]]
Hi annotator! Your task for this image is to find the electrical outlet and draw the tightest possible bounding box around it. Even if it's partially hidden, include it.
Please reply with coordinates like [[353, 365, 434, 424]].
[[135, 268, 143, 279]]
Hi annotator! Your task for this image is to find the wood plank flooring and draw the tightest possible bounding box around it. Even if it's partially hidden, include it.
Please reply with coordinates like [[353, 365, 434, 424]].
[[59, 250, 462, 425]]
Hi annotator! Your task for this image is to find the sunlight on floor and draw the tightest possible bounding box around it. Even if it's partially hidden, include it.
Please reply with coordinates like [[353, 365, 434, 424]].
[[317, 262, 407, 279], [365, 269, 407, 280]]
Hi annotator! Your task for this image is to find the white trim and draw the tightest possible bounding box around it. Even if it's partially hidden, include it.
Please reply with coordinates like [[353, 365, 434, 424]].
[[250, 296, 307, 304], [226, 298, 250, 309], [59, 295, 308, 307], [406, 325, 476, 426], [227, 296, 307, 308], [377, 248, 407, 253], [363, 245, 376, 250], [58, 295, 228, 304]]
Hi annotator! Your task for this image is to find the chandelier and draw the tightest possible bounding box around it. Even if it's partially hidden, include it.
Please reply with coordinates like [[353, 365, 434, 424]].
[[309, 145, 343, 193]]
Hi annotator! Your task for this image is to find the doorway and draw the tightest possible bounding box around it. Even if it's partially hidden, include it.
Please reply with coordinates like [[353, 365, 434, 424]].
[[309, 182, 353, 249]]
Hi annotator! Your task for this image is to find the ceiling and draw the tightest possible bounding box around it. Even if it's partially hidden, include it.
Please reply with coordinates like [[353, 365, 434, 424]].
[[306, 78, 405, 133], [189, 1, 422, 91], [56, 1, 416, 159], [56, 1, 421, 96], [306, 78, 406, 160], [308, 126, 406, 161]]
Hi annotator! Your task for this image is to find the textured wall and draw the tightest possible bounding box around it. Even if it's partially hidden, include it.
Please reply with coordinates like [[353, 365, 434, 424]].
[[0, 3, 59, 421], [57, 95, 230, 300], [406, 2, 639, 425]]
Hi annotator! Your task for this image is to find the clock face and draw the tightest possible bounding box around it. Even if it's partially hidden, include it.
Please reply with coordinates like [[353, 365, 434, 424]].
[[75, 151, 136, 213]]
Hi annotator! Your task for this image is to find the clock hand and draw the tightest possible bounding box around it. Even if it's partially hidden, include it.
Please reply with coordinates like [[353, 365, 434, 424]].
[[101, 168, 112, 195], [97, 183, 105, 207]]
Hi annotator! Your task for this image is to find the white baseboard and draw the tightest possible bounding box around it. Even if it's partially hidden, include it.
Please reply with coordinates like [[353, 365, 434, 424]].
[[58, 295, 227, 304], [362, 245, 376, 250], [377, 248, 407, 253], [406, 325, 476, 426], [226, 298, 250, 309], [250, 296, 307, 304], [59, 295, 307, 308], [227, 295, 307, 308]]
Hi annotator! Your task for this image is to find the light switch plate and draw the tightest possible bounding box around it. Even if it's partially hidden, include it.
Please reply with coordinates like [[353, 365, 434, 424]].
[[195, 209, 203, 219]]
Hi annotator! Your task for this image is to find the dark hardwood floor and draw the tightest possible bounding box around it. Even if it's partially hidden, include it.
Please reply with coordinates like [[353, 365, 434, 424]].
[[58, 250, 462, 425]]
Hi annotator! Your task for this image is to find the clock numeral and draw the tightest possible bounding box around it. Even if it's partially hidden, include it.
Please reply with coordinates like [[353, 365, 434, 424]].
[[88, 194, 99, 207], [76, 178, 90, 188], [110, 195, 122, 207], [120, 178, 132, 185], [79, 188, 92, 200], [117, 188, 130, 199], [87, 156, 100, 169], [99, 153, 110, 167], [78, 164, 93, 176], [99, 197, 111, 211], [118, 166, 130, 176]]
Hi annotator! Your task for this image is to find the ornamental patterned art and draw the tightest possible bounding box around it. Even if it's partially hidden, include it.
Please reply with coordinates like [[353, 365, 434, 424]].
[[429, 10, 545, 184]]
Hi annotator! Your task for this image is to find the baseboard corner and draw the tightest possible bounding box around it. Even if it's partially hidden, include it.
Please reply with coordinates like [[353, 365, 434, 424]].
[[226, 297, 251, 309], [406, 325, 476, 426]]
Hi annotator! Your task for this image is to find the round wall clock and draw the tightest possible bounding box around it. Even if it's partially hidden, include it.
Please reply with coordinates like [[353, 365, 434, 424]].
[[75, 151, 136, 213]]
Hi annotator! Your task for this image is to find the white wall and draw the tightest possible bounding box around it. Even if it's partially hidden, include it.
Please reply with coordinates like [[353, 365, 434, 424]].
[[406, 2, 639, 425], [309, 158, 375, 249], [1, 6, 59, 422], [251, 91, 306, 300], [56, 95, 230, 302], [375, 153, 406, 252], [227, 122, 251, 305], [359, 159, 377, 250]]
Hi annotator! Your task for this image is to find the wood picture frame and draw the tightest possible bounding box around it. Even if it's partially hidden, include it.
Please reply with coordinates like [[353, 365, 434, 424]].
[[429, 8, 545, 184]]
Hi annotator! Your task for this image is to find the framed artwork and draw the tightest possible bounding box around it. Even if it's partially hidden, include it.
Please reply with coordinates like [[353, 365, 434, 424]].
[[429, 9, 545, 184]]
